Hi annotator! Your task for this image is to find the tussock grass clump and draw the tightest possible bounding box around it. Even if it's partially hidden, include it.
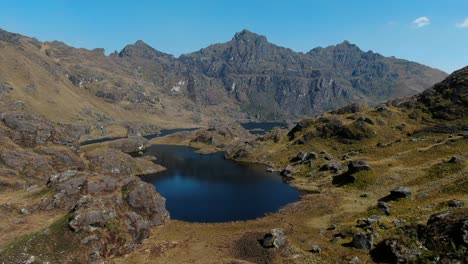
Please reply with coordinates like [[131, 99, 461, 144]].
[[348, 170, 376, 190], [408, 162, 465, 185], [442, 177, 468, 194]]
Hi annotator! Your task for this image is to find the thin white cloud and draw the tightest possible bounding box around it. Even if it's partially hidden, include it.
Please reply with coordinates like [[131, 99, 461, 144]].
[[456, 18, 468, 28], [412, 16, 430, 28]]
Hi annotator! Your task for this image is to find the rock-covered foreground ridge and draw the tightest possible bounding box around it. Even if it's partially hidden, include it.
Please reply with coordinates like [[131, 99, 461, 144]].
[[0, 105, 169, 262]]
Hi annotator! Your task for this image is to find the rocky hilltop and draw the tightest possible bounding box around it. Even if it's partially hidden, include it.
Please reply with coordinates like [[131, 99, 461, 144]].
[[0, 28, 446, 127]]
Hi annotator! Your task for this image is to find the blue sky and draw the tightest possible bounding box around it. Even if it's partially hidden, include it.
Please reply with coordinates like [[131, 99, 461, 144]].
[[1, 0, 467, 73]]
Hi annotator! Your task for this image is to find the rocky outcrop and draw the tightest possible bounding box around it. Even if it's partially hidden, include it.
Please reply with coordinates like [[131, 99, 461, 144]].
[[347, 160, 372, 174], [423, 209, 468, 254], [0, 148, 54, 179], [40, 168, 169, 258], [371, 239, 423, 263], [0, 111, 84, 148], [107, 136, 149, 153], [86, 149, 164, 176]]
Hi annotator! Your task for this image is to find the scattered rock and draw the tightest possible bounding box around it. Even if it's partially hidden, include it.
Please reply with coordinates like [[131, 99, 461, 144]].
[[296, 151, 308, 162], [389, 186, 412, 199], [309, 152, 318, 160], [352, 233, 374, 250], [26, 185, 39, 191], [392, 218, 406, 226], [349, 256, 360, 264], [347, 160, 371, 174], [89, 251, 100, 261], [377, 201, 391, 216], [417, 192, 429, 199], [261, 228, 286, 248], [330, 236, 342, 244], [281, 165, 293, 176], [266, 167, 275, 172], [447, 199, 464, 208], [20, 208, 30, 215], [320, 163, 341, 173], [371, 239, 423, 263], [447, 156, 464, 163], [365, 215, 380, 226], [311, 245, 322, 253]]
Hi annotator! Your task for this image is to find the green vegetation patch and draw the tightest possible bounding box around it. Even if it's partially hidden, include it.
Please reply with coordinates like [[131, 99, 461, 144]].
[[0, 214, 87, 263], [348, 170, 376, 190], [442, 177, 468, 194], [408, 162, 465, 185]]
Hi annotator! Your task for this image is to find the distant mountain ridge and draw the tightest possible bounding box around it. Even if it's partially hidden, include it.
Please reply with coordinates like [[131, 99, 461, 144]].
[[0, 28, 447, 124]]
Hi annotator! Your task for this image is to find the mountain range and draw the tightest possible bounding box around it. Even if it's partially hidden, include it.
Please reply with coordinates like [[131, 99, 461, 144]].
[[0, 28, 447, 125]]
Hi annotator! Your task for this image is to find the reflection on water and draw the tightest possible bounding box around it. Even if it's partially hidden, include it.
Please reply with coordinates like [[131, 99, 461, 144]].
[[141, 144, 301, 223]]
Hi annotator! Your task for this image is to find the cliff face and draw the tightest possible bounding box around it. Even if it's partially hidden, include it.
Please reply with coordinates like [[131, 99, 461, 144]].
[[0, 28, 447, 124]]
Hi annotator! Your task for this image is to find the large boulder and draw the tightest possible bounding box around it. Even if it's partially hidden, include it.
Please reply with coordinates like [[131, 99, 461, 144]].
[[389, 187, 412, 199], [352, 233, 374, 250], [371, 239, 423, 263], [348, 160, 372, 174], [261, 228, 286, 248]]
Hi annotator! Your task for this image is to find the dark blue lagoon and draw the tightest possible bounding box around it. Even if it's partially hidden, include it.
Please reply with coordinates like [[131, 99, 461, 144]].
[[241, 122, 287, 135], [141, 144, 301, 223]]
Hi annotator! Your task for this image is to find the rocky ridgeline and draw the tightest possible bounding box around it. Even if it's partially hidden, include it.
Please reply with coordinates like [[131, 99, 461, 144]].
[[0, 28, 447, 124], [0, 109, 169, 261]]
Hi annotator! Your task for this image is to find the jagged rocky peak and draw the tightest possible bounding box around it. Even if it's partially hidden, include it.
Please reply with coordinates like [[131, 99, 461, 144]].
[[232, 29, 268, 44], [119, 39, 173, 60], [308, 40, 363, 55], [335, 40, 362, 52]]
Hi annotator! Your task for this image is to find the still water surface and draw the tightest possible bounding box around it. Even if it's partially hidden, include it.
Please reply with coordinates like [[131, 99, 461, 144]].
[[142, 144, 301, 222]]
